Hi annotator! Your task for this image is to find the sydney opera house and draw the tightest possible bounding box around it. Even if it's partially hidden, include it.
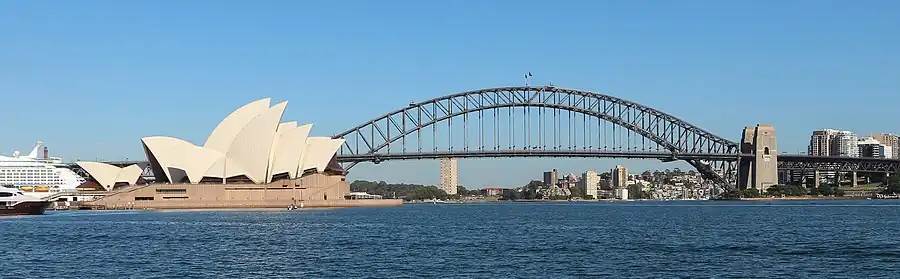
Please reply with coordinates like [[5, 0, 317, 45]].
[[79, 98, 399, 209]]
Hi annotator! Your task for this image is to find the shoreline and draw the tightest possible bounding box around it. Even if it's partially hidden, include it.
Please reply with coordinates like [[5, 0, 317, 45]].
[[739, 196, 870, 201]]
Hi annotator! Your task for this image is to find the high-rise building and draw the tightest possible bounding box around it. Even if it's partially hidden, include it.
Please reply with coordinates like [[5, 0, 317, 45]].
[[543, 169, 558, 187], [439, 157, 458, 195], [580, 170, 599, 199], [808, 129, 859, 157], [859, 137, 893, 158], [611, 165, 628, 189], [832, 131, 859, 157], [872, 133, 900, 159], [809, 129, 839, 156]]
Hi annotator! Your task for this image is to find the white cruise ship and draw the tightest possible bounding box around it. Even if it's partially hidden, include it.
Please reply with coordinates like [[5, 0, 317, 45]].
[[0, 141, 86, 199]]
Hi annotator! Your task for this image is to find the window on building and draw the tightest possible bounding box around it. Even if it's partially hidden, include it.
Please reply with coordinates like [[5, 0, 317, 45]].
[[155, 189, 187, 194]]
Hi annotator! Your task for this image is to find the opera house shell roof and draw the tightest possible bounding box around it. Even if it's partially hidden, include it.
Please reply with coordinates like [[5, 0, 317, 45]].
[[80, 98, 345, 187]]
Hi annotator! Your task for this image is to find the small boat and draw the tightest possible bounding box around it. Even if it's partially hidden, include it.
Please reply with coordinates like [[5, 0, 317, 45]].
[[1, 187, 51, 216]]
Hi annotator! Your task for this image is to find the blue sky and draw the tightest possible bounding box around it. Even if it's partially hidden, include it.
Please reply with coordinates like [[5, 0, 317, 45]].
[[1, 1, 898, 188]]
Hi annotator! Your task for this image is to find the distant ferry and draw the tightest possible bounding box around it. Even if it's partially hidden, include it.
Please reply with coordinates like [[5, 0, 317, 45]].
[[0, 186, 51, 215], [0, 141, 85, 199]]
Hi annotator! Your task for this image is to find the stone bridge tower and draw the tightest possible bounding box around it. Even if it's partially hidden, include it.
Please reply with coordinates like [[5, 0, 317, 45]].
[[738, 124, 778, 192]]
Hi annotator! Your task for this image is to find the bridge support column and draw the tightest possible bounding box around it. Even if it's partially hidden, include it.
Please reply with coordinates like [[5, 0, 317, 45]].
[[851, 171, 858, 188], [814, 170, 821, 188], [737, 124, 778, 192]]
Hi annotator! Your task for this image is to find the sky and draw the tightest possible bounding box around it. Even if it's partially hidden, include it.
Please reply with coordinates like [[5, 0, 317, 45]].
[[1, 0, 898, 188]]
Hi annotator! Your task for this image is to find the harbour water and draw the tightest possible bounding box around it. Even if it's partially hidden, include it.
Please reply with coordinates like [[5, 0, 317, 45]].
[[4, 200, 900, 278]]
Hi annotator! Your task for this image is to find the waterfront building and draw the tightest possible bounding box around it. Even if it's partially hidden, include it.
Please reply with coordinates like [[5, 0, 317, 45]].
[[348, 192, 383, 199], [543, 169, 558, 187], [580, 170, 599, 199], [611, 165, 628, 189], [439, 157, 458, 195], [559, 174, 579, 189], [871, 133, 900, 159], [76, 98, 399, 209], [482, 187, 503, 196], [809, 129, 839, 156], [615, 188, 629, 200]]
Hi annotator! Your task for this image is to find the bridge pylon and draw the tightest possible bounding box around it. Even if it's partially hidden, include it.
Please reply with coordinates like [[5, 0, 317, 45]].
[[738, 124, 778, 192]]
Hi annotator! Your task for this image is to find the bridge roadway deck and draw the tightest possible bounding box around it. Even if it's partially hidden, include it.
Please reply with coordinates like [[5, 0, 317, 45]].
[[68, 153, 900, 172], [335, 150, 740, 162], [72, 154, 900, 165]]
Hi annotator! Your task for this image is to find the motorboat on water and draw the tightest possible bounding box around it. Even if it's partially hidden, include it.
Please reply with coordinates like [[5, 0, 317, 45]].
[[0, 186, 51, 216]]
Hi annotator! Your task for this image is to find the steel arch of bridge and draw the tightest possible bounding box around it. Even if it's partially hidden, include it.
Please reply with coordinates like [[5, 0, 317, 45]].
[[333, 86, 741, 185]]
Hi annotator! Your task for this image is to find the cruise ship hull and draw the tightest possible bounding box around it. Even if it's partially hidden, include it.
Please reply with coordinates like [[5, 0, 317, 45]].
[[1, 201, 51, 216]]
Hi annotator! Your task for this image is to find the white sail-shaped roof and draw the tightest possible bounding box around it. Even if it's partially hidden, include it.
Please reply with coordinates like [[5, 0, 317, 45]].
[[142, 136, 222, 184], [140, 98, 345, 185], [116, 165, 144, 186], [76, 162, 143, 191], [269, 124, 313, 181], [301, 137, 346, 173], [223, 101, 286, 183], [204, 98, 271, 153]]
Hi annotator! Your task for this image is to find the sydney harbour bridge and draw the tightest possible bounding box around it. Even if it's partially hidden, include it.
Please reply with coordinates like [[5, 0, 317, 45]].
[[78, 85, 900, 189]]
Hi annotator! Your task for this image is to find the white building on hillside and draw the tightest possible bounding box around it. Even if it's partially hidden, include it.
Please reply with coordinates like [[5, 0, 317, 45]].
[[580, 170, 599, 199]]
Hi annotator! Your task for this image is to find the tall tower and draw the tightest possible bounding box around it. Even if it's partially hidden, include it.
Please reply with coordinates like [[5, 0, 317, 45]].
[[738, 124, 778, 192], [580, 170, 599, 199], [611, 165, 628, 189], [809, 129, 838, 156], [439, 157, 458, 195]]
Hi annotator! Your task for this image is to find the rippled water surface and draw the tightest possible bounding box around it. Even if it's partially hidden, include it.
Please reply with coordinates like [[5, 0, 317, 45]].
[[4, 200, 900, 278]]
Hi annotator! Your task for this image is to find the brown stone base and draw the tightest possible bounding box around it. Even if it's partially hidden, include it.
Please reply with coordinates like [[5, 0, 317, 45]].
[[85, 173, 402, 210]]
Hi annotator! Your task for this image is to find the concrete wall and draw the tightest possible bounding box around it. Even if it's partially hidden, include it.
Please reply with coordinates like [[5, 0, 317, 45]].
[[738, 124, 779, 192], [753, 124, 778, 192], [87, 173, 401, 209]]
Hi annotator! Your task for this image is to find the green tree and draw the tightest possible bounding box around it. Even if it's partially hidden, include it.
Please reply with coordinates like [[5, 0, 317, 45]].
[[569, 186, 585, 199], [742, 188, 761, 198], [882, 176, 900, 194], [627, 184, 643, 199], [834, 188, 845, 197], [818, 184, 835, 196], [641, 171, 652, 180], [766, 185, 786, 197], [350, 180, 453, 201], [500, 189, 523, 200], [789, 185, 808, 196], [719, 189, 742, 200], [809, 186, 820, 196], [457, 186, 476, 197], [599, 172, 612, 180]]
